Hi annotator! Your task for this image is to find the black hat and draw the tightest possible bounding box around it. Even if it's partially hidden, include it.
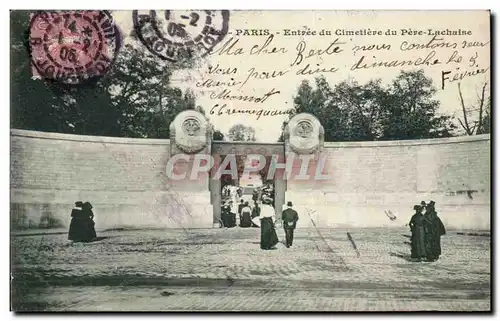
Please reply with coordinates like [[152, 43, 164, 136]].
[[429, 200, 436, 205], [75, 201, 83, 207], [83, 202, 93, 209], [413, 205, 421, 210], [420, 201, 426, 206], [287, 201, 293, 207]]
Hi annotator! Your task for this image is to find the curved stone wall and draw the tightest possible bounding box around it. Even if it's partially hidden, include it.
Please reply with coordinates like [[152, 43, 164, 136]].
[[10, 129, 490, 230], [287, 135, 490, 230]]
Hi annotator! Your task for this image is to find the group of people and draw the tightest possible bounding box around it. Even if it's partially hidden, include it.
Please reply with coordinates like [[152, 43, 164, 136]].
[[68, 201, 97, 242], [408, 200, 446, 262], [219, 187, 300, 250]]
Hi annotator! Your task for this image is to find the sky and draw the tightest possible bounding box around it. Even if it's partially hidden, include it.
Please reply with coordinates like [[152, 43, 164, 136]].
[[112, 10, 490, 142]]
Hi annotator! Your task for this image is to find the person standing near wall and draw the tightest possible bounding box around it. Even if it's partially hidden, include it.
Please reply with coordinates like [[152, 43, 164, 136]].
[[409, 204, 427, 261], [424, 201, 446, 262], [68, 201, 84, 241]]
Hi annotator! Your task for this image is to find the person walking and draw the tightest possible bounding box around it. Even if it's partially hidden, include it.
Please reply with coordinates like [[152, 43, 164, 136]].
[[259, 197, 279, 250], [282, 201, 299, 248], [240, 202, 253, 228]]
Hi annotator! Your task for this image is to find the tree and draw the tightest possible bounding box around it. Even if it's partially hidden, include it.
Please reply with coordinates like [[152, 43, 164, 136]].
[[292, 77, 350, 141], [457, 82, 489, 135], [481, 96, 491, 135], [379, 70, 455, 140], [287, 70, 456, 142], [227, 124, 256, 142], [213, 129, 225, 141]]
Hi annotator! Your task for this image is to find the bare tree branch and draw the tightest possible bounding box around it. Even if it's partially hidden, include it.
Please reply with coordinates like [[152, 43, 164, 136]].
[[458, 82, 473, 135], [476, 82, 487, 135], [457, 118, 469, 133]]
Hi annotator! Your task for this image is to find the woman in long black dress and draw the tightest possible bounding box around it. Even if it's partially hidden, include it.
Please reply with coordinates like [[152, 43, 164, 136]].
[[82, 202, 97, 240], [409, 205, 427, 261], [259, 198, 279, 250], [68, 201, 84, 241], [240, 202, 253, 228]]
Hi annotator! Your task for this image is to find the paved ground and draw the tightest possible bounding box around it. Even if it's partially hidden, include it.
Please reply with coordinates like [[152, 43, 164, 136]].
[[11, 227, 491, 312]]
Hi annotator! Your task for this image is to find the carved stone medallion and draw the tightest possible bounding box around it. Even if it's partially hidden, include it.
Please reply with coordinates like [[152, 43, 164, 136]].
[[170, 110, 210, 154], [295, 120, 314, 138], [182, 118, 201, 136], [285, 113, 324, 154]]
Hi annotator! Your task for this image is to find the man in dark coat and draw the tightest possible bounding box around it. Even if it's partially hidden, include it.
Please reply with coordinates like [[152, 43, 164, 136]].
[[282, 201, 299, 248]]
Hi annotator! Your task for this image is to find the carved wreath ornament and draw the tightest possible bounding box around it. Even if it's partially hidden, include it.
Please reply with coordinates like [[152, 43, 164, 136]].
[[171, 111, 209, 154], [295, 121, 314, 138], [182, 118, 201, 136], [286, 113, 323, 154]]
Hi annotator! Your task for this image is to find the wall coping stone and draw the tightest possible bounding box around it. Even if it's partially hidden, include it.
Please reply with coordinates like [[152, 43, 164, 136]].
[[10, 129, 171, 146], [324, 134, 490, 148]]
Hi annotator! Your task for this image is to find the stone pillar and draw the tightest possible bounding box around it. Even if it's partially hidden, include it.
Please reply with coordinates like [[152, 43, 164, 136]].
[[284, 113, 324, 228], [274, 177, 286, 222], [169, 110, 213, 227], [210, 154, 222, 226]]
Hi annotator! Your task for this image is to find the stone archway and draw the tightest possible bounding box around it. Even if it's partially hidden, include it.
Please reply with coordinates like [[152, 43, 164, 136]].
[[210, 141, 286, 226]]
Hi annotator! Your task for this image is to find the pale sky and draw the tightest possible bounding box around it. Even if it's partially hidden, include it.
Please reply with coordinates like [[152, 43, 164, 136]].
[[113, 10, 490, 142]]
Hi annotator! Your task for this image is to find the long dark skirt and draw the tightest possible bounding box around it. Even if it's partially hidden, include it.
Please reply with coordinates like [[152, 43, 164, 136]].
[[68, 218, 96, 242], [240, 212, 252, 228], [410, 226, 426, 258], [425, 234, 442, 260], [260, 217, 279, 250]]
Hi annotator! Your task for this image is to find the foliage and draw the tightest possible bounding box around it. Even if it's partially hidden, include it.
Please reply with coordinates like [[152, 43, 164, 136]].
[[288, 70, 457, 142], [213, 129, 225, 141], [457, 82, 490, 135], [10, 10, 199, 139], [227, 124, 256, 142]]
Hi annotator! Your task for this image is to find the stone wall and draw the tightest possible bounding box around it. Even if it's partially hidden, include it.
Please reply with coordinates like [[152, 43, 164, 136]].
[[286, 135, 490, 230], [10, 129, 211, 230], [10, 129, 490, 231]]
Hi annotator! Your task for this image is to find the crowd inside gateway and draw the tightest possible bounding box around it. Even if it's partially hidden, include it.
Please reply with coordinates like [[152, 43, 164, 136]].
[[220, 184, 275, 229]]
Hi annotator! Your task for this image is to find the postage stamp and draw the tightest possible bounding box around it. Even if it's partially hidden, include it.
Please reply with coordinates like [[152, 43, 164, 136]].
[[29, 10, 120, 84], [132, 10, 230, 62]]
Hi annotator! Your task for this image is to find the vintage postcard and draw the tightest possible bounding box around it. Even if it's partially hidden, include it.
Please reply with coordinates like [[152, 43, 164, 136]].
[[10, 10, 491, 311]]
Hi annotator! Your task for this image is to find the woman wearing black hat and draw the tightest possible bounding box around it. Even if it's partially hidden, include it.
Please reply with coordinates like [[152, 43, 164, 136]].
[[409, 204, 427, 261], [424, 201, 446, 261], [259, 197, 279, 250], [82, 202, 97, 241], [68, 201, 84, 241]]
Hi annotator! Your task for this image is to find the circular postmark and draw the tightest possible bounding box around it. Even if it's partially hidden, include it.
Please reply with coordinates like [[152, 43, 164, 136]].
[[132, 10, 229, 62], [29, 11, 120, 84]]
